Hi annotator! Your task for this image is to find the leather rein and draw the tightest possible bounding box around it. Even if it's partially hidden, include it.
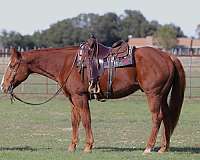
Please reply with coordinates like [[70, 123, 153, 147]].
[[8, 53, 78, 106]]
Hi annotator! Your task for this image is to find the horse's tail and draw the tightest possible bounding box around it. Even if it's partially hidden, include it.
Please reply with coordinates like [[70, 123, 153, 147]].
[[169, 55, 186, 134]]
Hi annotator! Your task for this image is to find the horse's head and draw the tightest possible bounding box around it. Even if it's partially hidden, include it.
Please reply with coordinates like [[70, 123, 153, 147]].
[[1, 48, 30, 95]]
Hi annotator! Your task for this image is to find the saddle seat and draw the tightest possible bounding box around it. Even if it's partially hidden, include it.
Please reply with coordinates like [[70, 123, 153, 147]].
[[111, 40, 129, 58], [97, 40, 129, 59]]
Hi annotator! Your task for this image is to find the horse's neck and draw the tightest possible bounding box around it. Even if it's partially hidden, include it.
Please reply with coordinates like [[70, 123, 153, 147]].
[[24, 51, 67, 81]]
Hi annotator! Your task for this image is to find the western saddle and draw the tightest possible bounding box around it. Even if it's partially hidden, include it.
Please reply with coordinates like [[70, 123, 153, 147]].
[[77, 36, 136, 99]]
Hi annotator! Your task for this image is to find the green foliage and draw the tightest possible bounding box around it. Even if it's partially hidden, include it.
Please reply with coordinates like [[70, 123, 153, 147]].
[[91, 12, 122, 46], [120, 10, 158, 39], [0, 30, 35, 50], [0, 30, 23, 48], [153, 24, 181, 50]]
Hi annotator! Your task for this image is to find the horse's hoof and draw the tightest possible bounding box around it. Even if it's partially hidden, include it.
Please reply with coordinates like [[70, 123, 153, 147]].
[[68, 143, 76, 152], [143, 148, 152, 155], [158, 147, 169, 153], [83, 144, 93, 153]]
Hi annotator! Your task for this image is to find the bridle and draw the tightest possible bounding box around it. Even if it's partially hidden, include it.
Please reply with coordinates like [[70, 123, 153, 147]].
[[7, 53, 78, 105], [7, 59, 22, 102]]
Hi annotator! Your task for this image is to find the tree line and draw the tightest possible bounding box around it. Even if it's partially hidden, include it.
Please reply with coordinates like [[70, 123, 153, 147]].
[[0, 10, 187, 50]]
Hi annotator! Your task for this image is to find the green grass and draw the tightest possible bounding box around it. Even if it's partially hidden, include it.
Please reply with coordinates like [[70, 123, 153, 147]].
[[0, 96, 200, 159], [0, 56, 200, 159]]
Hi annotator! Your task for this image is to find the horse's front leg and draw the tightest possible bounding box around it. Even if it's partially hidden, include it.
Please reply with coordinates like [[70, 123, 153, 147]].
[[68, 103, 81, 152], [71, 94, 94, 153]]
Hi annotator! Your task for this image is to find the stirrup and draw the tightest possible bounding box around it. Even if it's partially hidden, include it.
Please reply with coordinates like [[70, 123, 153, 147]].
[[88, 81, 100, 94]]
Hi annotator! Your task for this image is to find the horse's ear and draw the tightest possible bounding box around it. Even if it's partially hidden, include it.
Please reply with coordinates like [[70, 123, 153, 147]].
[[10, 48, 21, 60]]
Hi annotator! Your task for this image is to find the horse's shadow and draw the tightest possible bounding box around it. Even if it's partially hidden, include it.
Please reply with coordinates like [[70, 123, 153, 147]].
[[94, 146, 143, 152], [170, 147, 200, 154], [0, 146, 52, 152], [94, 146, 200, 154], [1, 145, 200, 154]]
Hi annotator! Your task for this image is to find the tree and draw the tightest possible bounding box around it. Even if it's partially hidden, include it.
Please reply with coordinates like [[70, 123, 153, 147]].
[[147, 20, 161, 35], [0, 30, 8, 47], [70, 13, 99, 44], [167, 24, 185, 37], [91, 12, 121, 46], [32, 31, 45, 48], [120, 10, 146, 39], [153, 25, 178, 50], [21, 35, 35, 49], [196, 24, 200, 39], [120, 10, 159, 40], [0, 30, 24, 48]]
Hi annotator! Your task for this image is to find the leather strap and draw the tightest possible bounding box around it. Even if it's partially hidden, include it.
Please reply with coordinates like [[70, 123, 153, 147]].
[[106, 56, 114, 98]]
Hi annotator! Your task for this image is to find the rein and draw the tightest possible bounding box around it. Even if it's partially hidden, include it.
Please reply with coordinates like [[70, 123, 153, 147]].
[[10, 53, 78, 106]]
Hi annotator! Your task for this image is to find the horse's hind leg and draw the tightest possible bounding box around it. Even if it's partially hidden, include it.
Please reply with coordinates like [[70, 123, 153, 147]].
[[144, 95, 163, 154], [71, 94, 94, 153], [159, 97, 171, 153], [68, 103, 81, 152]]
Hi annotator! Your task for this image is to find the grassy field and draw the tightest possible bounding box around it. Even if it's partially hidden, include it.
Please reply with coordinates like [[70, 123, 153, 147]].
[[0, 56, 200, 159], [0, 96, 200, 160]]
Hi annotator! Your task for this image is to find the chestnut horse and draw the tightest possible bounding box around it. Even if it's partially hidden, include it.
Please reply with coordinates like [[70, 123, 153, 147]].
[[1, 46, 185, 153]]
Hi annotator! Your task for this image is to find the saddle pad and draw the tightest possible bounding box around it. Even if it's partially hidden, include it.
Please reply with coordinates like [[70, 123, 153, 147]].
[[103, 54, 134, 68]]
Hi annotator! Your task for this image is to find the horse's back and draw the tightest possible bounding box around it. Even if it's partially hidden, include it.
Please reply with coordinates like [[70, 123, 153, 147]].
[[135, 46, 174, 69]]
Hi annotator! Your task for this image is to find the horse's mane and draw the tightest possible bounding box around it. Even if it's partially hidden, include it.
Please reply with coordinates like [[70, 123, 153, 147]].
[[22, 46, 79, 54]]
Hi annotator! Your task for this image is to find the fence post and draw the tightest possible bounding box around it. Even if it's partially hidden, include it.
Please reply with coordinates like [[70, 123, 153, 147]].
[[189, 54, 192, 98], [189, 38, 194, 98]]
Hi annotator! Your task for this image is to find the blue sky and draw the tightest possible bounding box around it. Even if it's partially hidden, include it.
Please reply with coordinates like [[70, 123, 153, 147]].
[[0, 0, 199, 37]]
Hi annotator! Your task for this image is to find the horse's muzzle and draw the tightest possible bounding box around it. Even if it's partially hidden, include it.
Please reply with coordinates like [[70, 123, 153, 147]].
[[0, 83, 12, 94], [0, 84, 6, 93]]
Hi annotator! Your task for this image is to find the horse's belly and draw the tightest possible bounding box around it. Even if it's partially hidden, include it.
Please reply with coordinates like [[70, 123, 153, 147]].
[[99, 67, 139, 99], [111, 84, 139, 98], [100, 81, 140, 99]]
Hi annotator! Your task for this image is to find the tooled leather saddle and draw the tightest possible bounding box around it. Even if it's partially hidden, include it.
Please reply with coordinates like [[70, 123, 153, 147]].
[[77, 36, 136, 99]]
